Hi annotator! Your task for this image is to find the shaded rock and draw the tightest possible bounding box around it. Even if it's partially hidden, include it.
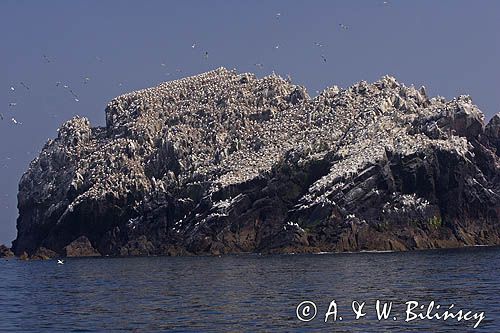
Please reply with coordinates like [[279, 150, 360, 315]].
[[485, 113, 500, 155], [63, 236, 101, 257], [31, 247, 58, 260], [119, 235, 155, 256], [0, 244, 14, 258]]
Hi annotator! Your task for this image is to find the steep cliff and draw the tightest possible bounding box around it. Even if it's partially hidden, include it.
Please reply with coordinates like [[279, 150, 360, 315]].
[[12, 68, 500, 256]]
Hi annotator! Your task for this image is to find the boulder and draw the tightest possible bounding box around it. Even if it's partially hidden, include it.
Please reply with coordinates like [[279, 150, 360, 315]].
[[63, 236, 101, 257], [0, 244, 14, 258], [31, 247, 58, 260]]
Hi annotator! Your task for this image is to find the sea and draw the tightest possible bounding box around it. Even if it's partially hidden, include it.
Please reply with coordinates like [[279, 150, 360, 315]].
[[0, 246, 499, 332]]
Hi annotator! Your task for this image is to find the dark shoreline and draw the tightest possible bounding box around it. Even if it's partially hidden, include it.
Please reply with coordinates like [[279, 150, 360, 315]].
[[3, 242, 500, 261]]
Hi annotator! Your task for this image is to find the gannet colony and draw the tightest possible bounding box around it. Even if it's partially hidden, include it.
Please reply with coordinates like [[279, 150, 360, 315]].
[[10, 67, 500, 257]]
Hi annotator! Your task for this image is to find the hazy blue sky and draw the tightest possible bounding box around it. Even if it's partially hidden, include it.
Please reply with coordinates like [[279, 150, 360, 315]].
[[1, 0, 499, 245]]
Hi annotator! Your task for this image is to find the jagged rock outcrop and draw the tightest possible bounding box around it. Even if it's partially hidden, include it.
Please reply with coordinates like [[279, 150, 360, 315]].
[[63, 236, 101, 257], [0, 244, 14, 258], [12, 68, 500, 256]]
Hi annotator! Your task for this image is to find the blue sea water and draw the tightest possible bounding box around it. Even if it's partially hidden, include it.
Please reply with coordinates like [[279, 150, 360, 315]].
[[0, 246, 499, 332]]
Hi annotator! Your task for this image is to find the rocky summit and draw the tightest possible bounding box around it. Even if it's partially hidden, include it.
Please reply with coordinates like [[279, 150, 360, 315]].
[[12, 67, 500, 257]]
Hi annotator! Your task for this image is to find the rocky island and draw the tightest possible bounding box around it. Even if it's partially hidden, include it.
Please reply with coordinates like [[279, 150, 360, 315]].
[[11, 68, 500, 258]]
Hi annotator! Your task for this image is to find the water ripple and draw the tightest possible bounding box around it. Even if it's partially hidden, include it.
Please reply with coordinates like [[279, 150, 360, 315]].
[[0, 246, 499, 332]]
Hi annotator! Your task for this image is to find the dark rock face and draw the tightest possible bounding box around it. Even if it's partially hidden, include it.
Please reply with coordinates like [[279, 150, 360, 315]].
[[63, 236, 101, 257], [12, 68, 500, 256], [0, 244, 14, 258]]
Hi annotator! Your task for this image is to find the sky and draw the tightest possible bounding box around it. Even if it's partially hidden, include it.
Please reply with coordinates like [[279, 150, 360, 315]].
[[1, 0, 499, 245]]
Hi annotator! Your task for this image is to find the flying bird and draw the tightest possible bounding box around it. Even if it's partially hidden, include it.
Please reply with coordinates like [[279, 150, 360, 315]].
[[42, 54, 51, 63], [10, 86, 15, 91], [274, 44, 280, 49], [69, 89, 79, 101], [20, 82, 30, 90], [314, 42, 324, 47], [83, 77, 90, 84], [339, 23, 349, 30], [11, 117, 21, 125], [321, 55, 327, 63], [0, 113, 3, 120], [254, 63, 264, 68], [204, 51, 209, 59], [191, 43, 197, 49], [8, 102, 17, 107], [57, 259, 64, 265], [276, 12, 281, 19]]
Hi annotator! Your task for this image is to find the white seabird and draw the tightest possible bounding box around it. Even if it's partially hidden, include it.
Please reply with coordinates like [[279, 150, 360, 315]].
[[57, 259, 64, 265]]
